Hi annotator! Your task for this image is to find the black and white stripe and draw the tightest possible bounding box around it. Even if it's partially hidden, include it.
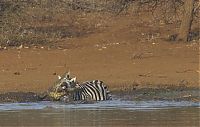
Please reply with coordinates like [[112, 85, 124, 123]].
[[62, 80, 111, 101], [74, 80, 111, 101]]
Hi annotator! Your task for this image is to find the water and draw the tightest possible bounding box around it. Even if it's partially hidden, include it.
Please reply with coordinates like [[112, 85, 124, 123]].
[[0, 100, 199, 127]]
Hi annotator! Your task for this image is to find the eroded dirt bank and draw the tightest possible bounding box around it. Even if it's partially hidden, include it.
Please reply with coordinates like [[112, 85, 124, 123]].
[[0, 12, 199, 102], [0, 41, 199, 103], [0, 41, 199, 93]]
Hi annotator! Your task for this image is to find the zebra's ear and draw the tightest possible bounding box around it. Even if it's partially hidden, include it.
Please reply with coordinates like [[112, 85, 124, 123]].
[[70, 77, 76, 82], [65, 71, 70, 79], [58, 75, 62, 80]]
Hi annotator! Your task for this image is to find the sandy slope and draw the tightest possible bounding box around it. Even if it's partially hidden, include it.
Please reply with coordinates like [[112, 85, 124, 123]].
[[0, 15, 199, 92]]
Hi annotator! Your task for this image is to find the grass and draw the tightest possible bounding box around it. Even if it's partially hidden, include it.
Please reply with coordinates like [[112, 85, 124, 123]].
[[0, 0, 101, 47], [0, 0, 199, 48]]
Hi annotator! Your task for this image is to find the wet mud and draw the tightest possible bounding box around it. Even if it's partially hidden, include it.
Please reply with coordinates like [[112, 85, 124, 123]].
[[0, 92, 41, 103], [0, 86, 199, 103], [113, 86, 200, 102]]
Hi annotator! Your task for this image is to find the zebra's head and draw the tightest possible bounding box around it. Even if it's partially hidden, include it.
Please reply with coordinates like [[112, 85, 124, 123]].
[[55, 72, 73, 90], [57, 72, 80, 92], [49, 72, 72, 93], [46, 71, 80, 101], [60, 77, 77, 90]]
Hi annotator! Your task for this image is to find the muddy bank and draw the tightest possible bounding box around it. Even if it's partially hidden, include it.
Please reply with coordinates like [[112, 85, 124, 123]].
[[0, 86, 199, 103], [112, 86, 200, 102], [0, 92, 40, 103]]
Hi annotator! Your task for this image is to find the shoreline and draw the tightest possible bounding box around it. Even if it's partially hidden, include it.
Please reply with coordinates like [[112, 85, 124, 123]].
[[0, 85, 199, 103]]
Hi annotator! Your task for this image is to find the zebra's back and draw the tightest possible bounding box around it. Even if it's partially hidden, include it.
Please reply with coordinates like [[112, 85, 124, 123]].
[[73, 80, 111, 101]]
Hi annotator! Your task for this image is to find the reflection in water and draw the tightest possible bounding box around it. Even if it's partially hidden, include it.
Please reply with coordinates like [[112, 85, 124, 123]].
[[0, 101, 199, 127]]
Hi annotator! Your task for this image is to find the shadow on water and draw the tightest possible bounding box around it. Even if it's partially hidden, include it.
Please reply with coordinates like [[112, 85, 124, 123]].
[[0, 100, 199, 127]]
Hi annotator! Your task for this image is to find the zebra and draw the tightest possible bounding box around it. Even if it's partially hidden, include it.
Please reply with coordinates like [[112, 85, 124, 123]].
[[40, 72, 111, 102], [39, 72, 77, 101], [59, 75, 112, 102]]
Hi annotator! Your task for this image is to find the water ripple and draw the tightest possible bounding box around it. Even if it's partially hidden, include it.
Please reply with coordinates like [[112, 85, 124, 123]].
[[0, 100, 199, 111]]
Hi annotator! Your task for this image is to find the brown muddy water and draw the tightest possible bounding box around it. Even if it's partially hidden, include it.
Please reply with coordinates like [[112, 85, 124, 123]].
[[0, 100, 199, 127]]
